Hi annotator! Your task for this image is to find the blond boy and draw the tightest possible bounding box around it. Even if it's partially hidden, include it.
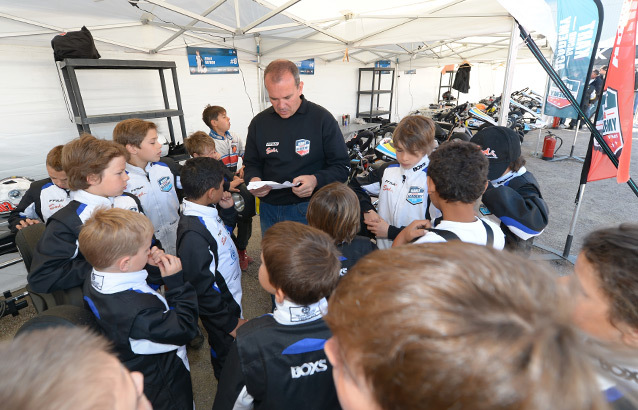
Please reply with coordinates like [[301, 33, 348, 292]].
[[81, 208, 198, 410]]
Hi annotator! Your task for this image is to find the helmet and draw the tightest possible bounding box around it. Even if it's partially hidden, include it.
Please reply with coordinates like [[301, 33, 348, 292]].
[[0, 177, 32, 215], [374, 137, 396, 161]]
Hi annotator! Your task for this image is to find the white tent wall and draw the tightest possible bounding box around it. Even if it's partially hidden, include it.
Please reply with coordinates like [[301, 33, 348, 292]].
[[393, 61, 548, 119], [0, 44, 363, 180], [0, 0, 559, 180]]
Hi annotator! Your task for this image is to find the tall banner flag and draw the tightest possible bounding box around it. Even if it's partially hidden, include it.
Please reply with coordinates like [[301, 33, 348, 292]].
[[544, 0, 601, 118], [586, 0, 637, 183]]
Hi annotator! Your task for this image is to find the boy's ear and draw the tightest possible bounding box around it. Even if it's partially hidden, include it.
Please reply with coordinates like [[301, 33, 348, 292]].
[[483, 180, 489, 194], [86, 173, 100, 186], [426, 176, 436, 195], [192, 153, 200, 158], [274, 288, 286, 304], [118, 255, 131, 272], [206, 186, 217, 200], [125, 144, 138, 155]]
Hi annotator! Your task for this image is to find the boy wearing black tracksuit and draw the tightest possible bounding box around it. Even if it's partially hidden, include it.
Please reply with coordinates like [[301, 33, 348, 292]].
[[80, 208, 198, 410], [177, 157, 246, 379], [213, 221, 341, 410], [8, 145, 70, 233], [470, 126, 549, 253]]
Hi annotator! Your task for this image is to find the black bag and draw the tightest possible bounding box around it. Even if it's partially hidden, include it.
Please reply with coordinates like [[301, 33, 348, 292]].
[[51, 26, 101, 62]]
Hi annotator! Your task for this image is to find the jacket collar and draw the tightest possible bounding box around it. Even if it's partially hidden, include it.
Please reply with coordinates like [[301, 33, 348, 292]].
[[401, 153, 430, 178], [273, 297, 327, 325], [89, 268, 168, 309], [182, 199, 219, 219], [209, 129, 232, 141], [491, 166, 526, 187], [72, 190, 116, 208], [125, 162, 151, 176]]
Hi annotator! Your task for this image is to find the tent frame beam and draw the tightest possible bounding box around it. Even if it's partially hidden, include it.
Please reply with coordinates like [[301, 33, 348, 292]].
[[241, 0, 301, 34], [151, 0, 228, 53], [141, 0, 236, 33], [0, 12, 148, 52], [252, 0, 348, 44]]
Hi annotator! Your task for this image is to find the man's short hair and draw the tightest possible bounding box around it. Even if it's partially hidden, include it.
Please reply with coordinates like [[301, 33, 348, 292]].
[[307, 182, 360, 244], [428, 139, 488, 203], [62, 134, 128, 191], [180, 157, 225, 200], [264, 59, 300, 87], [592, 69, 600, 75], [325, 242, 607, 410], [45, 145, 65, 172], [582, 224, 638, 330], [262, 221, 340, 305], [392, 115, 436, 155], [202, 105, 226, 129], [79, 208, 154, 271], [0, 327, 125, 409], [184, 131, 216, 157], [112, 118, 157, 148]]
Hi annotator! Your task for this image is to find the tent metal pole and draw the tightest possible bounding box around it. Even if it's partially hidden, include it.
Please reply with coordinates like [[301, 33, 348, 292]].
[[563, 184, 587, 258], [498, 19, 519, 126]]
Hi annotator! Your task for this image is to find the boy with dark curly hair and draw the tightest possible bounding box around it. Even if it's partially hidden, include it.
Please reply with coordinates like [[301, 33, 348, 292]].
[[564, 224, 638, 408], [394, 140, 505, 248]]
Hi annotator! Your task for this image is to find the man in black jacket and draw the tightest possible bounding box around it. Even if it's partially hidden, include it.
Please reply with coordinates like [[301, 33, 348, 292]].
[[244, 59, 349, 235]]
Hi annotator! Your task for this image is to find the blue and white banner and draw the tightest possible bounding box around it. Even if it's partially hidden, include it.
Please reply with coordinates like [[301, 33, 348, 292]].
[[544, 0, 601, 118], [295, 58, 315, 75], [187, 46, 239, 75]]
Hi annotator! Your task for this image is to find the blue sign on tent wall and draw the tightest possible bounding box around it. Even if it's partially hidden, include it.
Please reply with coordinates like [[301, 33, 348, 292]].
[[296, 58, 315, 75], [375, 60, 391, 74], [187, 46, 239, 74]]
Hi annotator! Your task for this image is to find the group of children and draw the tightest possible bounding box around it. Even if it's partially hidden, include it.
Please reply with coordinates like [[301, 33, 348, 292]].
[[8, 106, 636, 409], [10, 105, 259, 409]]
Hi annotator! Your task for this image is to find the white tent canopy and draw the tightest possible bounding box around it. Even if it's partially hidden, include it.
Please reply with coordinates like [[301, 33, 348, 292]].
[[0, 0, 555, 178], [0, 0, 552, 66]]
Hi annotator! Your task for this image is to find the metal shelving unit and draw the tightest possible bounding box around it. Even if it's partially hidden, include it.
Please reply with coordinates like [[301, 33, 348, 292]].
[[356, 67, 395, 123], [59, 58, 187, 144], [438, 70, 459, 103]]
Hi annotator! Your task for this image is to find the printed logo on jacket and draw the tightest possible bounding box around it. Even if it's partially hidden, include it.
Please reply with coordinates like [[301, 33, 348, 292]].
[[295, 139, 310, 156], [406, 186, 424, 205], [157, 176, 173, 192]]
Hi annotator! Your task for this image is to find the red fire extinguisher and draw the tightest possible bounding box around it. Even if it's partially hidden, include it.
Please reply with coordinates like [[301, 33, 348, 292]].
[[542, 132, 562, 160]]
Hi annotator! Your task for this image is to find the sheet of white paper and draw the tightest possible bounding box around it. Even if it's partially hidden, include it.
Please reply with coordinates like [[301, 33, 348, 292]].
[[247, 180, 296, 190]]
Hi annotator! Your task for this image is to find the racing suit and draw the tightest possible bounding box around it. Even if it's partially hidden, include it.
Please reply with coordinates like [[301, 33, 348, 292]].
[[83, 268, 198, 410], [177, 199, 243, 379], [125, 161, 180, 255], [8, 178, 70, 234], [212, 298, 340, 410]]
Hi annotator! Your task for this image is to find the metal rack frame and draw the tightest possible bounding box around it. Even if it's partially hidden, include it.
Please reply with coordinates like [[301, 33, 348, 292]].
[[356, 67, 395, 122], [59, 58, 187, 144]]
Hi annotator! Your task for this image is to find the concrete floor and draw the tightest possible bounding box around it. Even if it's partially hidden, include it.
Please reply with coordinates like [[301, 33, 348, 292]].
[[1, 124, 637, 408]]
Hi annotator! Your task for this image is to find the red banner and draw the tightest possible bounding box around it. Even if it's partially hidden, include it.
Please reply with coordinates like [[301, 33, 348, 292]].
[[587, 0, 637, 183]]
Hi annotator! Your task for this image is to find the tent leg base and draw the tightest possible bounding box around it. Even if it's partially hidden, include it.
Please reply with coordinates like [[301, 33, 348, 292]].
[[530, 242, 576, 264]]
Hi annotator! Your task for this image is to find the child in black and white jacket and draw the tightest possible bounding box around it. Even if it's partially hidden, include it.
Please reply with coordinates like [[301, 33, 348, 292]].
[[80, 208, 198, 410], [470, 126, 549, 253]]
